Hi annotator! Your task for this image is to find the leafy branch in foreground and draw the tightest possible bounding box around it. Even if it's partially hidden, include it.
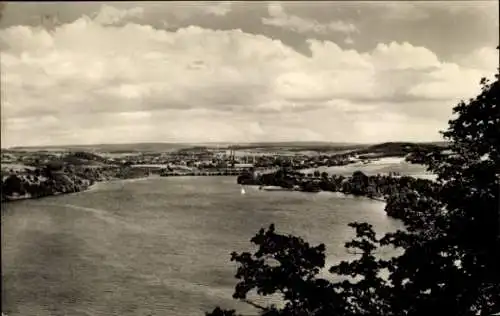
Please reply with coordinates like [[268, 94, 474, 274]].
[[207, 67, 499, 315]]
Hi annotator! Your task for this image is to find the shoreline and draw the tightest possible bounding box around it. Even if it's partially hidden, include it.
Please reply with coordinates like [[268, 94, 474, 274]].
[[1, 173, 248, 204], [237, 168, 437, 209], [1, 174, 389, 206], [247, 184, 387, 203], [1, 175, 150, 204]]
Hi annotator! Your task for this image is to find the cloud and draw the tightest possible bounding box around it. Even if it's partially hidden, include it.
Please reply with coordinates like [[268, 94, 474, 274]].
[[162, 1, 232, 20], [373, 2, 430, 21], [0, 2, 5, 21], [201, 1, 232, 16], [439, 0, 498, 15], [84, 3, 232, 28], [455, 47, 499, 71], [92, 5, 144, 25], [262, 3, 357, 34], [0, 8, 497, 147], [364, 1, 498, 22], [344, 36, 354, 45]]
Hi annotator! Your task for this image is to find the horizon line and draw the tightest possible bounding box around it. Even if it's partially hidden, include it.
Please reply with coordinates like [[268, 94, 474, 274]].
[[2, 139, 449, 150]]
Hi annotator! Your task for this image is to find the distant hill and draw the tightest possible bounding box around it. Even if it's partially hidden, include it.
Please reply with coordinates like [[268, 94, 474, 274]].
[[6, 143, 195, 153], [362, 141, 449, 152], [5, 141, 449, 154], [230, 141, 368, 149], [5, 141, 367, 152], [354, 141, 450, 158]]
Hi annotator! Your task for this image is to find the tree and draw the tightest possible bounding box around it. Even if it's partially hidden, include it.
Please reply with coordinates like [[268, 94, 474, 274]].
[[350, 171, 369, 196], [206, 69, 500, 315], [2, 175, 26, 197]]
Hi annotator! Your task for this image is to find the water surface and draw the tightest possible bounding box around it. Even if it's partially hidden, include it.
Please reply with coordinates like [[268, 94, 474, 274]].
[[2, 175, 403, 316]]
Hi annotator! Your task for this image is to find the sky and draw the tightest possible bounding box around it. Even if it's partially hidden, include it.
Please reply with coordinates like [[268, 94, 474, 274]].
[[0, 1, 498, 147]]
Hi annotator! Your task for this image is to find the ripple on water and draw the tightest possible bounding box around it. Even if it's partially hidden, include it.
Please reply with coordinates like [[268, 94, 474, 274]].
[[2, 176, 404, 316]]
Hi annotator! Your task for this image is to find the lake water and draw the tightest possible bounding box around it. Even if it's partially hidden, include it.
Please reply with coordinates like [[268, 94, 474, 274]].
[[2, 171, 407, 316]]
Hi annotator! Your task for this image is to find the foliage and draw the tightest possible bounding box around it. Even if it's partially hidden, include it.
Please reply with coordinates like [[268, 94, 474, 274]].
[[207, 69, 499, 315], [2, 175, 25, 196]]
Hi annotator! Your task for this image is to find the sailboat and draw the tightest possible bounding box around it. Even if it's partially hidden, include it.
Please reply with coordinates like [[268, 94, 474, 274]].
[[240, 186, 246, 195]]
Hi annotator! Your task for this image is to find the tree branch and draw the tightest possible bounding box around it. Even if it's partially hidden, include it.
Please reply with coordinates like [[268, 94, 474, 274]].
[[242, 299, 268, 311]]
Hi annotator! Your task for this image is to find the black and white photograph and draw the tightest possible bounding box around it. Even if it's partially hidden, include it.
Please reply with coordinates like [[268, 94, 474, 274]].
[[1, 1, 499, 315]]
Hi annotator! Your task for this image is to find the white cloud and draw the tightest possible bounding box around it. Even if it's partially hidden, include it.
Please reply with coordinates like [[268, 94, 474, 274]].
[[454, 47, 499, 72], [202, 1, 232, 16], [370, 42, 441, 70], [161, 1, 232, 20], [408, 63, 486, 100], [92, 5, 144, 25], [0, 8, 497, 147], [262, 3, 357, 34]]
